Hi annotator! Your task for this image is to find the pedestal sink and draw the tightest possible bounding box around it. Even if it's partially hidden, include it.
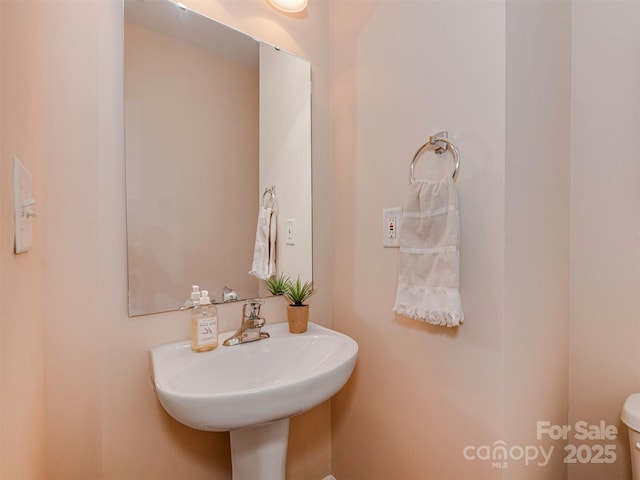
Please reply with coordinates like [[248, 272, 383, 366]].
[[150, 322, 358, 480]]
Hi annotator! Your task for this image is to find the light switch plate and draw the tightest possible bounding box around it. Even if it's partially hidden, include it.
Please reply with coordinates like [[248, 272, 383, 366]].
[[382, 207, 402, 248], [13, 157, 34, 253], [285, 218, 296, 245]]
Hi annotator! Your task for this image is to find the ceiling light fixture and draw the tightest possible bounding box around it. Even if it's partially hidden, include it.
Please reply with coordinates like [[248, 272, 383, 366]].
[[268, 0, 308, 14]]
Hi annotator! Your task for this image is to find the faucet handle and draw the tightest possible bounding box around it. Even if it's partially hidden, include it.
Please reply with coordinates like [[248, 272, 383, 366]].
[[243, 299, 264, 320]]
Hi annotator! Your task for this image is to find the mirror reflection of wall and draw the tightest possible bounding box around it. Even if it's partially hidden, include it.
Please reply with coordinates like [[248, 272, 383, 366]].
[[258, 43, 312, 296], [124, 0, 312, 317]]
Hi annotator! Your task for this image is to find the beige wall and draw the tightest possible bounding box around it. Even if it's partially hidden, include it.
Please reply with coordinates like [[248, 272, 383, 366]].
[[0, 1, 47, 478], [330, 3, 640, 480], [4, 1, 640, 479], [259, 43, 313, 290], [0, 0, 3, 470], [2, 0, 332, 479], [570, 2, 640, 479], [330, 1, 507, 478], [1, 2, 3, 475], [504, 2, 571, 478]]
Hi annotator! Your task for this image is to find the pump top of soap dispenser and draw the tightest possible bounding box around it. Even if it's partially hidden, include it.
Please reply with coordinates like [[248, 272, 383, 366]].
[[199, 290, 211, 305], [191, 285, 201, 302], [180, 285, 201, 310]]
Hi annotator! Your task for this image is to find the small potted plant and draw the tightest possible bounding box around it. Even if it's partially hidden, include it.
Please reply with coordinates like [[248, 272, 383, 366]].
[[283, 276, 315, 333], [264, 272, 289, 297]]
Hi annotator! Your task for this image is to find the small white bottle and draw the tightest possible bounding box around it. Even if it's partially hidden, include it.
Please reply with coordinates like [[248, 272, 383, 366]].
[[191, 290, 218, 352]]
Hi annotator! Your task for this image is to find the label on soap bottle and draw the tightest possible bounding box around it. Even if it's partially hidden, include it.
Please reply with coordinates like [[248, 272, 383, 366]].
[[197, 315, 218, 346]]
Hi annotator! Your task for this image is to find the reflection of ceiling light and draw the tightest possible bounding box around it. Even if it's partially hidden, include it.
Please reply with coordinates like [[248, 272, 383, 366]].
[[268, 0, 308, 13], [168, 0, 188, 10]]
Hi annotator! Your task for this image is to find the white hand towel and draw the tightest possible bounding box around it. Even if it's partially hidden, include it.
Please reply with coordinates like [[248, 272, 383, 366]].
[[393, 178, 464, 327], [249, 206, 277, 280]]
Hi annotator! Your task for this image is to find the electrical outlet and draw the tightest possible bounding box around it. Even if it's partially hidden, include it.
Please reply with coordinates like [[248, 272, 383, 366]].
[[382, 207, 402, 248]]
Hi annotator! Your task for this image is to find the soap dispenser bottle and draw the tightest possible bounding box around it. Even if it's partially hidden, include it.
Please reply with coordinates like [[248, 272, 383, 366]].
[[191, 290, 218, 352]]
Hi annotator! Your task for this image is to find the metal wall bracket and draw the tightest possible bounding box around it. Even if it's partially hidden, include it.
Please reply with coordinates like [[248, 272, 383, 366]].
[[430, 131, 449, 154]]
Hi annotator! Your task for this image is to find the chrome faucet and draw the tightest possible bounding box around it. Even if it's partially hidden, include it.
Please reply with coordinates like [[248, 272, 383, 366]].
[[223, 300, 270, 346]]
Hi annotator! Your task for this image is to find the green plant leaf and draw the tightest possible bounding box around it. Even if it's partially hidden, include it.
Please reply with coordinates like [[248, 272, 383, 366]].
[[265, 273, 290, 296], [284, 276, 315, 306]]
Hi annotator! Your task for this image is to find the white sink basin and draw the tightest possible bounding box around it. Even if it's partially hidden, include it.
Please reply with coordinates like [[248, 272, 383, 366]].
[[150, 322, 358, 432]]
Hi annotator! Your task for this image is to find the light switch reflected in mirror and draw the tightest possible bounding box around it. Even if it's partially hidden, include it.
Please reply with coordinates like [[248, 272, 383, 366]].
[[124, 0, 312, 316]]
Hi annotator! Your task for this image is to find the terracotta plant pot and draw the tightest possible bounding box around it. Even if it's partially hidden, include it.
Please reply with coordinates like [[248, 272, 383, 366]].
[[287, 304, 309, 333]]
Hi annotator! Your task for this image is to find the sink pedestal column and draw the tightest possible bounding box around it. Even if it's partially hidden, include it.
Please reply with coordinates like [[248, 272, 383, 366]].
[[230, 418, 289, 480]]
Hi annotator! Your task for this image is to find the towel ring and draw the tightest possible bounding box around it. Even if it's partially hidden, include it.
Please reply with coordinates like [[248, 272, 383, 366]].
[[410, 133, 460, 183], [262, 186, 276, 208]]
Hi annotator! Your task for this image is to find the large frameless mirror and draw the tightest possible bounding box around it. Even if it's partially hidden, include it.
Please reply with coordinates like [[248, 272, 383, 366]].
[[124, 0, 312, 316]]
